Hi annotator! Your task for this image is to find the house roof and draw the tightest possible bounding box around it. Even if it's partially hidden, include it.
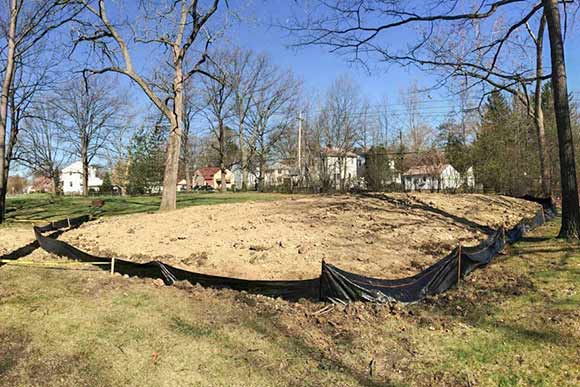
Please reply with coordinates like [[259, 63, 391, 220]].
[[321, 147, 357, 158], [62, 161, 93, 173], [62, 161, 105, 172], [195, 167, 221, 181], [404, 164, 451, 177], [266, 162, 292, 171]]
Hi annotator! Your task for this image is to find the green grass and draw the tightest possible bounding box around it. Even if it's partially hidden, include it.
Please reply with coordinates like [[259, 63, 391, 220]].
[[4, 192, 290, 223], [0, 216, 578, 386]]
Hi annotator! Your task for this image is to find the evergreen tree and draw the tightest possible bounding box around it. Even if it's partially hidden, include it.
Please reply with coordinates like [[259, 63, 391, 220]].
[[100, 172, 113, 195], [437, 121, 472, 181], [472, 91, 513, 193], [126, 128, 166, 195], [364, 145, 392, 191]]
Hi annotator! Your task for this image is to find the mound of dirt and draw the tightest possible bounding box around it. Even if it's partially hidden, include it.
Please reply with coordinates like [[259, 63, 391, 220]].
[[59, 193, 540, 281]]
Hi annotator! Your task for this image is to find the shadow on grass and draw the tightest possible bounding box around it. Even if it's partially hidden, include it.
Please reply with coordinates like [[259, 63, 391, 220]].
[[7, 193, 286, 222], [240, 316, 399, 387], [520, 236, 557, 243]]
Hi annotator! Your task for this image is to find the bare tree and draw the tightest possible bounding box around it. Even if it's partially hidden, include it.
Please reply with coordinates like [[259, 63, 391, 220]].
[[200, 51, 235, 192], [72, 0, 224, 210], [377, 95, 391, 147], [102, 115, 135, 195], [51, 76, 121, 196], [228, 49, 269, 191], [247, 66, 300, 191], [180, 81, 203, 191], [287, 0, 580, 238], [316, 75, 364, 190], [399, 83, 433, 152], [530, 15, 550, 195], [16, 102, 68, 193], [543, 0, 580, 238], [0, 0, 82, 222]]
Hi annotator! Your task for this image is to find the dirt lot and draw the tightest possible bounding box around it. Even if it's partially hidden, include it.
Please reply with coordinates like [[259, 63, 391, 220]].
[[0, 218, 577, 386], [0, 224, 36, 256], [46, 193, 541, 281], [1, 196, 577, 386]]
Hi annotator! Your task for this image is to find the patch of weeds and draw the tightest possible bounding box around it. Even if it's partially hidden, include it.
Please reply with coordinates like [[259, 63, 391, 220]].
[[170, 316, 216, 338], [551, 296, 580, 310], [494, 323, 564, 346], [496, 373, 520, 387], [112, 292, 149, 308], [6, 293, 50, 307], [25, 351, 110, 387], [0, 329, 29, 377]]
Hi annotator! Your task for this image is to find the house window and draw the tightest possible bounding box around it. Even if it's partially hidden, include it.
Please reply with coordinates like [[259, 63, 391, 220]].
[[69, 182, 73, 187]]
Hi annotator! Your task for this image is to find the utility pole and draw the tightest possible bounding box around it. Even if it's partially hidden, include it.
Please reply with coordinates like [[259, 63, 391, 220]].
[[297, 111, 302, 177]]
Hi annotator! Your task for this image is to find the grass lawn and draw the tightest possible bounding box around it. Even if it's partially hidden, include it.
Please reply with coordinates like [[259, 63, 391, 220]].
[[4, 192, 291, 223], [0, 217, 578, 386]]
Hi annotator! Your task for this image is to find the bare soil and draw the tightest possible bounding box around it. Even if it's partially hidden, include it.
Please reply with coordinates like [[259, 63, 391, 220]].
[[0, 224, 35, 256], [56, 193, 540, 280], [1, 202, 577, 386]]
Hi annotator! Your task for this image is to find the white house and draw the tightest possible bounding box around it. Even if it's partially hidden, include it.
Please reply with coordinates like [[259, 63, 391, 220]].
[[177, 179, 189, 192], [403, 164, 463, 191], [231, 164, 258, 190], [320, 147, 358, 189], [264, 163, 292, 187], [60, 161, 103, 195]]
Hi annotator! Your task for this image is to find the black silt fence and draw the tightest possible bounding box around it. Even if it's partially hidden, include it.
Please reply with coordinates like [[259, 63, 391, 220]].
[[32, 197, 556, 304]]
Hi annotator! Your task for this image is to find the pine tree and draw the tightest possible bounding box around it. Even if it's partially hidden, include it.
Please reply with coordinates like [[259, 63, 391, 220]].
[[365, 146, 392, 191], [100, 172, 113, 195], [126, 128, 166, 195]]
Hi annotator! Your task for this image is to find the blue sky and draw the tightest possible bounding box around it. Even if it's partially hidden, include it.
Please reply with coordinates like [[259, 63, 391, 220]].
[[65, 0, 580, 129], [226, 1, 580, 111], [228, 1, 440, 104]]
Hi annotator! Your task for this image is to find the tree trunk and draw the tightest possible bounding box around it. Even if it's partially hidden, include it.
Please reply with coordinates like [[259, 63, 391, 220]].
[[0, 0, 17, 223], [239, 117, 248, 191], [534, 14, 550, 196], [82, 143, 89, 196], [543, 0, 580, 239], [2, 94, 19, 204], [182, 118, 193, 191], [218, 118, 227, 193], [52, 171, 60, 195], [161, 117, 181, 209], [160, 66, 184, 211], [220, 168, 227, 192], [185, 163, 192, 191], [258, 157, 265, 192]]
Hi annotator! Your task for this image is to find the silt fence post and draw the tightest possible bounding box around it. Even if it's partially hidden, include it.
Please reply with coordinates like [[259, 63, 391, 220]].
[[457, 242, 462, 285]]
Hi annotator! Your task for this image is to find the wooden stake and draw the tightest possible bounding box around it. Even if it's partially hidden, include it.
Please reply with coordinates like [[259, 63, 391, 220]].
[[110, 257, 115, 276], [457, 242, 462, 284]]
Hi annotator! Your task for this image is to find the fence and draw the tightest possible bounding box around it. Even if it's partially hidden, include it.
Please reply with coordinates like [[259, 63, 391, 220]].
[[28, 197, 556, 304]]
